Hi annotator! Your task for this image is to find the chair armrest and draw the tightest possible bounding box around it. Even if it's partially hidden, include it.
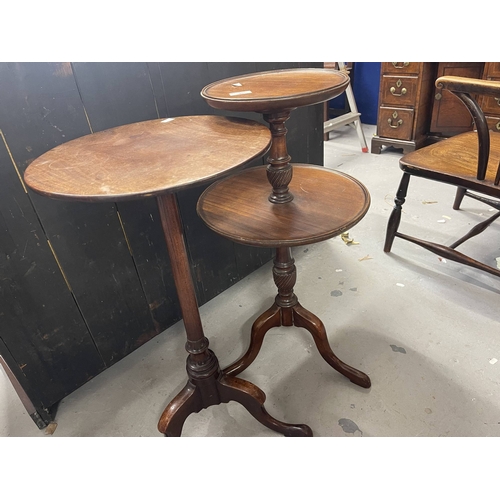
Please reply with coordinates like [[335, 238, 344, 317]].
[[436, 76, 500, 98], [435, 76, 496, 182]]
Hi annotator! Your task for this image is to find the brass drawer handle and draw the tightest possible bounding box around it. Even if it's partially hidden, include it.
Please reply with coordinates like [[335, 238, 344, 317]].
[[390, 79, 407, 97], [388, 111, 403, 128], [392, 62, 409, 69], [496, 121, 500, 131], [495, 98, 500, 107]]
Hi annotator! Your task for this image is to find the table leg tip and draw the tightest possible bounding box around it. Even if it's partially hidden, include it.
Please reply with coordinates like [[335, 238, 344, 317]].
[[351, 373, 371, 389], [283, 424, 313, 437]]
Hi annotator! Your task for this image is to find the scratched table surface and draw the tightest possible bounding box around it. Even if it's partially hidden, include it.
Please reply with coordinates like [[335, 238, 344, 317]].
[[201, 68, 350, 112], [24, 115, 272, 202]]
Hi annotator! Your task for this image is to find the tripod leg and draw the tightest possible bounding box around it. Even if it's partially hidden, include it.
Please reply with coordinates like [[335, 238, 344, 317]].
[[158, 381, 204, 437], [218, 374, 312, 437], [293, 303, 371, 388], [223, 303, 281, 376]]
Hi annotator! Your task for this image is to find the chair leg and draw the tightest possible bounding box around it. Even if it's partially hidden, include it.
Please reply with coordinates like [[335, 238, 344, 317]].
[[453, 187, 467, 210], [384, 172, 411, 252]]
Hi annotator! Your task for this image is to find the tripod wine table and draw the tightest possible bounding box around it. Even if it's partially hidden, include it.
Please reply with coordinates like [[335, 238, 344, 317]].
[[198, 69, 372, 409], [23, 115, 312, 437]]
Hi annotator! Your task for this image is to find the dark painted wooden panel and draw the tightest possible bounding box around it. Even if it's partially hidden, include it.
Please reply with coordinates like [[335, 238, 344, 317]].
[[115, 198, 182, 332], [70, 62, 175, 336], [147, 62, 169, 118], [0, 62, 157, 366], [286, 104, 324, 166], [34, 196, 158, 363], [176, 185, 240, 305], [159, 62, 214, 117], [0, 134, 105, 410], [71, 62, 159, 132], [0, 340, 52, 426]]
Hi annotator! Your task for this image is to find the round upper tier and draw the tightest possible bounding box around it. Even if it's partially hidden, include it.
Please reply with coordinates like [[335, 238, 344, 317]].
[[201, 68, 350, 113]]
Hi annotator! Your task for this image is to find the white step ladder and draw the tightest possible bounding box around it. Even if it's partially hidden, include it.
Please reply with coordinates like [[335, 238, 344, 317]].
[[324, 62, 368, 153]]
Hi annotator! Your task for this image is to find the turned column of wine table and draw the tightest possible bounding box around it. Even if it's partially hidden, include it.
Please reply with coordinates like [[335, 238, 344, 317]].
[[198, 69, 372, 409], [24, 115, 312, 437]]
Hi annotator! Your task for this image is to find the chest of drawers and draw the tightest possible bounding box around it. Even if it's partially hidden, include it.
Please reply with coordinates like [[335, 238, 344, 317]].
[[481, 62, 500, 132], [371, 62, 435, 154], [371, 62, 500, 154]]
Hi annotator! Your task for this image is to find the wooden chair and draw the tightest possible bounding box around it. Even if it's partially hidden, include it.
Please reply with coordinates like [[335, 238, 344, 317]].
[[384, 75, 500, 278]]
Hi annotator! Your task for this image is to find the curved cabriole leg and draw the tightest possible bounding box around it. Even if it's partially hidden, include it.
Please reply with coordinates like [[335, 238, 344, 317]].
[[219, 374, 312, 436], [158, 382, 203, 437], [384, 172, 411, 252], [157, 193, 308, 437], [158, 374, 312, 437], [223, 303, 281, 377], [293, 303, 371, 389]]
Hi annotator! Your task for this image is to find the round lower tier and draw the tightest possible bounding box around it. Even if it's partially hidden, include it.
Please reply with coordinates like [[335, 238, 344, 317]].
[[197, 165, 370, 248]]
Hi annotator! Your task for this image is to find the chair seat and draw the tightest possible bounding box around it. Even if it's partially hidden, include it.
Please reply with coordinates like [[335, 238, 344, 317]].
[[400, 131, 500, 198], [385, 75, 500, 280]]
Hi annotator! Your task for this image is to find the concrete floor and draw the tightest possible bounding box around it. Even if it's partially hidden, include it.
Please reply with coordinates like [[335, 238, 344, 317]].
[[2, 123, 500, 438]]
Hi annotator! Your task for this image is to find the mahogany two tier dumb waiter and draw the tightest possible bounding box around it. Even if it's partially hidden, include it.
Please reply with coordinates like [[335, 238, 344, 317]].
[[23, 115, 312, 437], [199, 69, 372, 420]]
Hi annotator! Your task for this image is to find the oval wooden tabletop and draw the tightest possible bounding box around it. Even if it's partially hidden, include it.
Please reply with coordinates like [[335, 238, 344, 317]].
[[197, 165, 370, 247], [201, 68, 350, 113], [24, 116, 272, 202]]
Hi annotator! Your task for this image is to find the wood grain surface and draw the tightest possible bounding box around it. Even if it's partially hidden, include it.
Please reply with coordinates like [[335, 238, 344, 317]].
[[436, 75, 500, 98], [197, 165, 370, 247], [400, 131, 500, 196], [24, 116, 271, 202], [201, 68, 349, 113]]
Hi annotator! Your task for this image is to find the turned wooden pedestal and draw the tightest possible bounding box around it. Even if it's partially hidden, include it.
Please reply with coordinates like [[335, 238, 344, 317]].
[[24, 115, 311, 437], [198, 69, 372, 430], [198, 165, 371, 388]]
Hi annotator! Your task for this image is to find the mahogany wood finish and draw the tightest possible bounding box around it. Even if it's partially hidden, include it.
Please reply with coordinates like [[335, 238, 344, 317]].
[[202, 68, 349, 204], [197, 165, 370, 248], [199, 68, 372, 424], [429, 63, 484, 136], [385, 76, 500, 279], [24, 115, 313, 437], [371, 62, 435, 154], [480, 63, 500, 132], [372, 63, 500, 155], [201, 68, 350, 113], [156, 193, 310, 436], [24, 116, 272, 202], [221, 247, 371, 388]]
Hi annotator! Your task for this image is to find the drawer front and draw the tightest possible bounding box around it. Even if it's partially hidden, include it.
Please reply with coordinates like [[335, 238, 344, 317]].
[[381, 76, 418, 106], [480, 77, 500, 115], [484, 62, 500, 78], [378, 107, 414, 140], [382, 62, 421, 75], [482, 95, 500, 115], [481, 71, 500, 115], [486, 116, 500, 132]]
